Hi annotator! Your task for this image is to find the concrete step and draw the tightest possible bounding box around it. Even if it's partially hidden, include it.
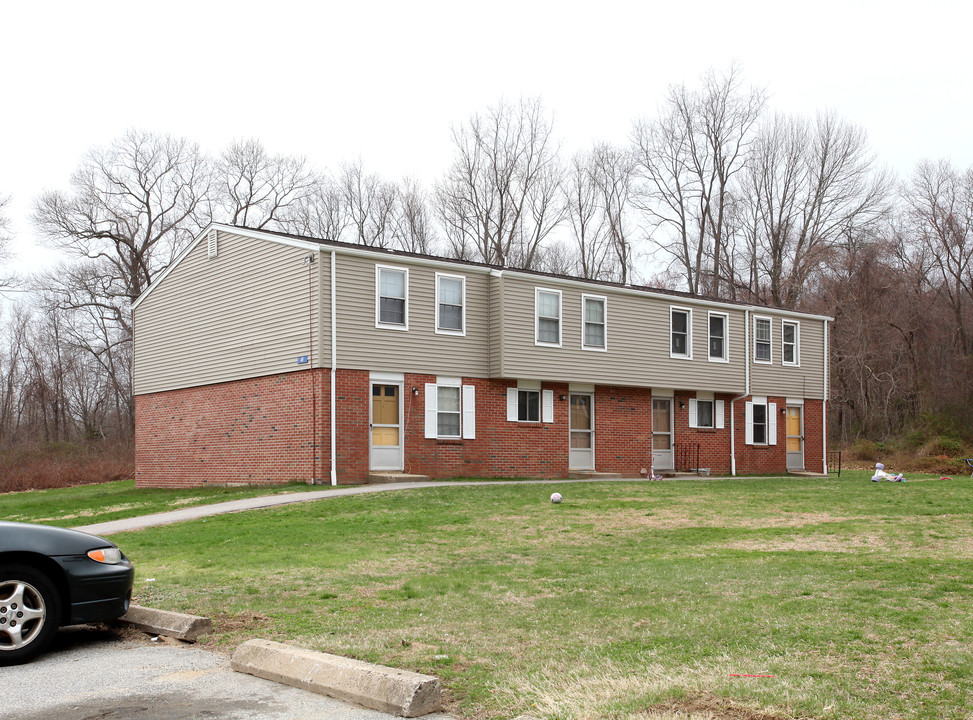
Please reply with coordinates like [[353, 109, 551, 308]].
[[567, 470, 623, 479], [367, 472, 431, 484]]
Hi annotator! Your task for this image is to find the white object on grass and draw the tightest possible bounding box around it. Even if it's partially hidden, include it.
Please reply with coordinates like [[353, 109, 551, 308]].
[[550, 492, 562, 503]]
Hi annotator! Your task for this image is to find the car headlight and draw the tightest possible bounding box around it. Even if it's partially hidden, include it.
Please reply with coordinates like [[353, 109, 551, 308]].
[[87, 547, 123, 564]]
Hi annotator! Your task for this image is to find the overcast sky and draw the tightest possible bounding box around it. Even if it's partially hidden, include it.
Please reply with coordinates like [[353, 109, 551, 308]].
[[3, 0, 971, 274]]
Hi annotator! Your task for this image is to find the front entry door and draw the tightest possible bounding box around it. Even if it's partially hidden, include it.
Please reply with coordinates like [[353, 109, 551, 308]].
[[652, 398, 673, 470], [569, 393, 594, 470], [370, 383, 402, 471], [786, 406, 804, 471]]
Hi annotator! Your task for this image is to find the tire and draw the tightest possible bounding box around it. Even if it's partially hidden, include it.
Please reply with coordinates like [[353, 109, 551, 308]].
[[0, 564, 62, 666]]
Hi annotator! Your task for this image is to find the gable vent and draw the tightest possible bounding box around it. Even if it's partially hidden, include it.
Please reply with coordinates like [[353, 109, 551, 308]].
[[207, 229, 218, 258]]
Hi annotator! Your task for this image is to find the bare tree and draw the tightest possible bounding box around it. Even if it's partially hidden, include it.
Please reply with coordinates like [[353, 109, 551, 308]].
[[280, 172, 348, 241], [901, 159, 973, 353], [633, 65, 766, 296], [215, 139, 318, 230], [392, 178, 436, 254], [436, 97, 564, 269], [562, 150, 610, 279], [33, 130, 210, 302], [741, 112, 891, 308], [340, 161, 399, 247]]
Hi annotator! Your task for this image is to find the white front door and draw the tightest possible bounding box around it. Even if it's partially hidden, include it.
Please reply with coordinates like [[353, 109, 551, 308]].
[[652, 398, 673, 470], [569, 393, 594, 470], [370, 383, 402, 471]]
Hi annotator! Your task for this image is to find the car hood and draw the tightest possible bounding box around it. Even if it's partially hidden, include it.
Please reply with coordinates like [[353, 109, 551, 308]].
[[0, 520, 118, 556]]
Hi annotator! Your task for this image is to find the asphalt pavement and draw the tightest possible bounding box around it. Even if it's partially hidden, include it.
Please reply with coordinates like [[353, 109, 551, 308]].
[[2, 625, 452, 720]]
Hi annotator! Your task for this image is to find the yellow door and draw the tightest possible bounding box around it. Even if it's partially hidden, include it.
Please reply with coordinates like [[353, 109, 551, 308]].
[[786, 406, 803, 470], [370, 384, 401, 470]]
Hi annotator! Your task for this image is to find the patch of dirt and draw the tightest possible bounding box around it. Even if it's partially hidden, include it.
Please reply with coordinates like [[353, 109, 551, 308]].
[[211, 611, 271, 633], [641, 693, 790, 720]]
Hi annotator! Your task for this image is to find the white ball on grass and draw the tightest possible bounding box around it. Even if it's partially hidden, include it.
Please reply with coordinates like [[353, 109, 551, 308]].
[[550, 492, 562, 504]]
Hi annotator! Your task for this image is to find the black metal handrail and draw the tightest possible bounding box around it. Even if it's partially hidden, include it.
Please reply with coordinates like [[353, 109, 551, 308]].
[[673, 442, 701, 473], [827, 450, 842, 477]]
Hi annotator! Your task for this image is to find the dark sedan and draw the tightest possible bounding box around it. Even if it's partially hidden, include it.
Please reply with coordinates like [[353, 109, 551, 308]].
[[0, 521, 134, 665]]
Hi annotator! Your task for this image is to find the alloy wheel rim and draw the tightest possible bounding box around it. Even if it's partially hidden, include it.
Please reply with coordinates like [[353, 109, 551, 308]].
[[0, 580, 47, 651]]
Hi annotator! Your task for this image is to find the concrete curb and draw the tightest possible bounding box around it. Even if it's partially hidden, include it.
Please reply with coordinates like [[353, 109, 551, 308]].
[[119, 604, 213, 642], [231, 638, 442, 717]]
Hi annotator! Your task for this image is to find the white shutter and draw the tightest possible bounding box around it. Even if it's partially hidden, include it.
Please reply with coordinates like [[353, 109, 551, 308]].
[[688, 399, 698, 428], [507, 388, 518, 422], [768, 403, 777, 445], [424, 383, 438, 438], [745, 402, 754, 445], [715, 400, 725, 429], [542, 390, 554, 423], [462, 385, 475, 439]]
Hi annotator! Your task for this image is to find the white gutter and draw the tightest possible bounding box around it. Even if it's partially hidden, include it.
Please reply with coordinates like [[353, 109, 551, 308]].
[[330, 249, 338, 486], [822, 319, 829, 474], [729, 309, 751, 476]]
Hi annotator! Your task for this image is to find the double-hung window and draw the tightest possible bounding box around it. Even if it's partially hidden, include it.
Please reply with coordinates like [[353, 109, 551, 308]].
[[535, 289, 562, 346], [506, 383, 555, 423], [424, 378, 475, 439], [782, 321, 799, 365], [689, 396, 725, 429], [754, 316, 772, 363], [708, 312, 728, 362], [745, 396, 777, 446], [436, 273, 465, 335], [376, 265, 408, 329], [670, 307, 692, 359], [582, 295, 606, 350]]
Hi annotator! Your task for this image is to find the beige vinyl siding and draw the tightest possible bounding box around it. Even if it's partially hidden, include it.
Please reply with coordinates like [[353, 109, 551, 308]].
[[133, 231, 319, 395], [489, 272, 503, 377], [497, 274, 748, 392], [331, 253, 492, 376], [750, 316, 827, 399]]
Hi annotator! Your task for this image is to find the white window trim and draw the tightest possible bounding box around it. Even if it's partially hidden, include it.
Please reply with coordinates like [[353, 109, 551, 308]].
[[506, 385, 554, 423], [375, 264, 409, 331], [425, 381, 475, 439], [581, 294, 607, 352], [753, 315, 773, 364], [707, 311, 729, 363], [782, 320, 800, 367], [670, 306, 693, 360], [688, 396, 725, 429], [745, 398, 777, 445], [435, 272, 466, 336], [535, 288, 562, 348]]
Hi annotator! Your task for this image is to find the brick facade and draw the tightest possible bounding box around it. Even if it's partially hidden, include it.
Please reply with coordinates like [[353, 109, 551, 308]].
[[135, 369, 826, 487]]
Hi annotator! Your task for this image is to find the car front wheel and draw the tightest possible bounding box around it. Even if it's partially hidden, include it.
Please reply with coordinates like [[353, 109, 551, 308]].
[[0, 564, 61, 665]]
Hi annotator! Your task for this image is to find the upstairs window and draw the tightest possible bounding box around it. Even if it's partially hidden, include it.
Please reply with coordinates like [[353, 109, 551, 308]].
[[436, 274, 465, 335], [782, 321, 800, 365], [754, 316, 772, 363], [535, 289, 562, 346], [670, 307, 692, 359], [376, 266, 408, 329], [708, 312, 728, 362], [582, 295, 606, 350]]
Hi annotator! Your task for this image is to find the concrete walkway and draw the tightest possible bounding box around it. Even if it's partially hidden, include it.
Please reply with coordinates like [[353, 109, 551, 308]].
[[76, 477, 655, 536]]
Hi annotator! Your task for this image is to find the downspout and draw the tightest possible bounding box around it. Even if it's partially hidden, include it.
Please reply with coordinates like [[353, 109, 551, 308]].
[[823, 319, 829, 474], [330, 250, 338, 486], [729, 309, 751, 476]]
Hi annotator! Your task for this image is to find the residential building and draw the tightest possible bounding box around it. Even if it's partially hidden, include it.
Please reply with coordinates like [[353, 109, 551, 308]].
[[132, 224, 830, 487]]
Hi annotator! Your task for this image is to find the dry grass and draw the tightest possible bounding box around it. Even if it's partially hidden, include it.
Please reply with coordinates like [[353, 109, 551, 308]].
[[0, 441, 133, 493]]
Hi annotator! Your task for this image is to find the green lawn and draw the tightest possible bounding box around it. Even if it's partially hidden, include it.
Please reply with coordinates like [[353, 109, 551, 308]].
[[5, 473, 972, 719], [0, 479, 321, 527]]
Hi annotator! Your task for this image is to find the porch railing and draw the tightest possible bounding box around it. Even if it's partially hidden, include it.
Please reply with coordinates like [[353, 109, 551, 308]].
[[673, 442, 701, 473]]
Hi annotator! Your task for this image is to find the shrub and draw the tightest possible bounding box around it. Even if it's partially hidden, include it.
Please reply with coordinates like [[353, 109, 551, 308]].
[[0, 441, 134, 494]]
